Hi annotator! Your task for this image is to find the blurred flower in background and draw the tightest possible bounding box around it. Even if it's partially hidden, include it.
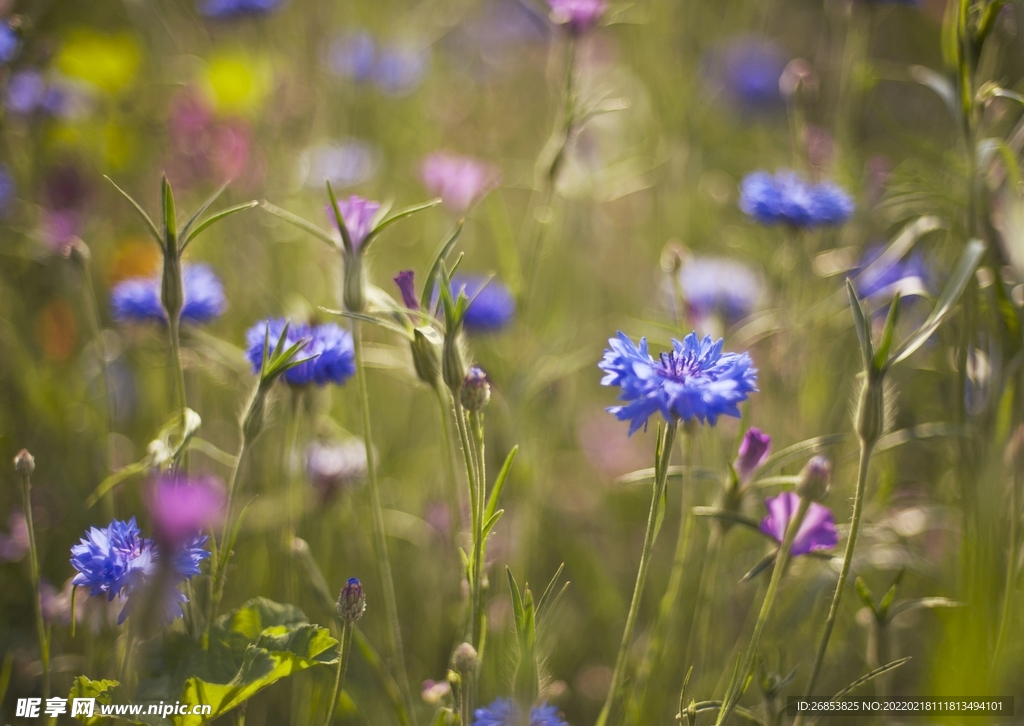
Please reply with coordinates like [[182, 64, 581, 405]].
[[55, 29, 139, 95], [666, 255, 764, 327], [167, 88, 261, 188], [373, 43, 429, 95], [326, 31, 429, 95], [548, 0, 607, 35], [443, 0, 548, 82], [146, 475, 226, 546], [472, 697, 568, 726], [199, 0, 285, 19], [245, 318, 357, 386], [702, 34, 788, 115], [298, 139, 379, 190], [203, 50, 272, 117], [739, 169, 855, 227], [111, 263, 227, 325], [448, 275, 516, 332], [0, 22, 19, 63], [326, 31, 377, 83], [305, 438, 367, 502], [853, 245, 931, 304], [0, 513, 28, 562], [0, 164, 16, 216], [420, 151, 501, 213], [760, 491, 838, 555]]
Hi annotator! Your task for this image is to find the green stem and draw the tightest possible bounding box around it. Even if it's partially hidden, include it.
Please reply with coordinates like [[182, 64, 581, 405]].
[[435, 388, 464, 537], [470, 410, 487, 652], [595, 422, 677, 726], [794, 440, 875, 725], [324, 622, 354, 726], [18, 466, 49, 701], [993, 466, 1020, 662], [688, 526, 724, 669], [207, 434, 250, 638], [352, 321, 416, 724], [453, 398, 481, 648], [168, 314, 188, 416], [715, 497, 811, 726], [628, 432, 693, 725]]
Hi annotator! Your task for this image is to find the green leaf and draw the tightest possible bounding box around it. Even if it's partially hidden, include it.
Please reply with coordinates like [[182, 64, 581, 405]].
[[85, 459, 151, 509], [105, 176, 163, 248], [325, 180, 354, 254], [421, 222, 464, 311], [847, 279, 873, 370], [363, 197, 442, 248], [162, 176, 177, 252], [827, 658, 911, 702], [740, 550, 778, 583], [877, 570, 904, 619], [888, 596, 963, 620], [482, 509, 503, 538], [180, 182, 229, 241], [70, 677, 125, 725], [890, 239, 986, 365], [757, 434, 847, 474], [855, 577, 877, 617], [181, 201, 258, 250], [874, 292, 901, 372], [691, 507, 763, 533], [321, 309, 414, 340], [485, 445, 518, 521], [260, 201, 338, 249], [535, 563, 565, 617]]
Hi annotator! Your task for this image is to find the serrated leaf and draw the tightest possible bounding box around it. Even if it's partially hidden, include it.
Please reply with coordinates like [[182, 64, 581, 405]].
[[890, 239, 986, 365]]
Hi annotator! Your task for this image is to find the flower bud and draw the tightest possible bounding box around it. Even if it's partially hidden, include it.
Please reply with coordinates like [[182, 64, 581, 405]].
[[242, 386, 268, 442], [459, 366, 491, 412], [855, 376, 885, 448], [411, 326, 443, 389], [735, 428, 771, 482], [342, 252, 366, 314], [452, 642, 477, 674], [442, 328, 468, 397], [161, 253, 184, 324], [796, 456, 832, 502], [337, 577, 366, 622], [13, 449, 34, 476]]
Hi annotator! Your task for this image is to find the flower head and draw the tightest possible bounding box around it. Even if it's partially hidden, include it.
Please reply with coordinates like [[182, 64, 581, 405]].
[[111, 263, 226, 325], [739, 170, 854, 228], [328, 194, 381, 250], [394, 270, 420, 310], [420, 151, 501, 213], [673, 256, 763, 324], [245, 318, 356, 387], [449, 275, 516, 332], [760, 491, 838, 556], [735, 427, 771, 481], [548, 0, 606, 35], [0, 24, 19, 64], [599, 332, 758, 434], [702, 35, 788, 113], [306, 439, 367, 502], [70, 517, 209, 624], [337, 577, 366, 622], [853, 245, 930, 303], [473, 699, 568, 726], [146, 474, 226, 546], [199, 0, 285, 19]]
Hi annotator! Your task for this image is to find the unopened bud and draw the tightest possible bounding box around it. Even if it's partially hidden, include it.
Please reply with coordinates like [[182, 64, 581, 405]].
[[796, 456, 832, 502], [342, 252, 366, 314], [337, 578, 366, 622], [411, 326, 443, 389], [855, 376, 885, 447], [161, 253, 184, 323], [460, 366, 491, 412], [735, 428, 771, 483], [13, 449, 34, 477], [242, 386, 268, 441], [452, 642, 477, 673], [442, 329, 468, 397], [780, 58, 819, 98]]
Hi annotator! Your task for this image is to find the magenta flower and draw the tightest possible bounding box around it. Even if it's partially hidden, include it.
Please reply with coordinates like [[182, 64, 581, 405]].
[[394, 270, 420, 310], [760, 491, 838, 556], [420, 151, 501, 213], [327, 194, 381, 249], [735, 427, 771, 481], [548, 0, 607, 34], [146, 474, 226, 546]]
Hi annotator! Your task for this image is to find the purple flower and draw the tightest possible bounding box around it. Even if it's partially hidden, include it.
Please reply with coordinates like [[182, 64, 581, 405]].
[[420, 151, 501, 213], [0, 24, 19, 64], [702, 35, 788, 114], [146, 474, 226, 546], [326, 31, 377, 82], [759, 491, 838, 556], [110, 263, 227, 325], [199, 0, 285, 18], [735, 427, 771, 481], [70, 517, 209, 624], [853, 245, 931, 303], [599, 332, 758, 434], [394, 270, 420, 310], [672, 256, 763, 324], [548, 0, 606, 34], [0, 513, 29, 562], [5, 70, 45, 114], [740, 170, 854, 228], [327, 194, 381, 249], [306, 439, 367, 502], [373, 44, 429, 95], [245, 317, 356, 387]]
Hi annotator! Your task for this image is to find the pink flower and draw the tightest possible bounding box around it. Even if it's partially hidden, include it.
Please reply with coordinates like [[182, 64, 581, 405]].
[[548, 0, 607, 35], [759, 491, 838, 556], [147, 474, 226, 546], [735, 427, 771, 482], [420, 151, 501, 213], [327, 195, 381, 249]]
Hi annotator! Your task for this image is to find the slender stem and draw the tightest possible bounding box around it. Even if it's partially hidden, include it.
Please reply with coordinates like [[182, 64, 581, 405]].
[[994, 466, 1021, 662], [207, 434, 249, 637], [628, 432, 693, 724], [325, 622, 354, 726], [435, 388, 464, 537], [715, 497, 811, 726], [284, 391, 303, 604], [352, 321, 416, 724], [595, 422, 677, 726], [18, 466, 49, 700], [794, 441, 875, 725], [470, 410, 487, 651], [453, 398, 481, 644], [118, 629, 135, 685], [168, 314, 188, 415]]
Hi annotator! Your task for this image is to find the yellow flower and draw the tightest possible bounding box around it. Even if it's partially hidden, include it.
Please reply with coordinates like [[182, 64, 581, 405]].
[[56, 29, 141, 94], [202, 50, 271, 116]]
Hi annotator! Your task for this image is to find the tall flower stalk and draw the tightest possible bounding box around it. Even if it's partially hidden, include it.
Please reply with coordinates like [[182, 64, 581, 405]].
[[14, 450, 49, 702], [326, 578, 365, 726]]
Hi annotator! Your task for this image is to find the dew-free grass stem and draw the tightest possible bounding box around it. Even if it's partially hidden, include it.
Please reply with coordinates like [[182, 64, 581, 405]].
[[596, 422, 677, 726], [352, 321, 416, 724]]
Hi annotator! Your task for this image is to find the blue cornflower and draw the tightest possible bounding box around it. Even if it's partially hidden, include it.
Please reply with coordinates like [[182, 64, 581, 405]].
[[703, 35, 788, 113], [672, 256, 763, 324], [739, 170, 854, 228], [110, 263, 226, 325], [0, 24, 19, 64], [199, 0, 284, 18], [245, 318, 356, 387], [473, 698, 568, 726], [853, 245, 930, 303], [70, 517, 209, 624], [599, 332, 758, 434], [450, 275, 516, 332]]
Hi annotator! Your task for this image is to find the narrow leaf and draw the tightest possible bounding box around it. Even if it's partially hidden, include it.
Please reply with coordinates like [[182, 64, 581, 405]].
[[692, 507, 764, 533], [482, 509, 503, 538], [847, 279, 873, 369], [325, 180, 354, 253], [180, 181, 229, 240], [182, 201, 258, 249], [162, 176, 177, 249], [874, 291, 901, 372], [855, 577, 877, 616], [364, 198, 442, 247], [535, 563, 565, 617], [105, 176, 162, 247], [740, 551, 778, 582], [485, 445, 518, 521], [420, 222, 464, 311], [261, 201, 339, 249]]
